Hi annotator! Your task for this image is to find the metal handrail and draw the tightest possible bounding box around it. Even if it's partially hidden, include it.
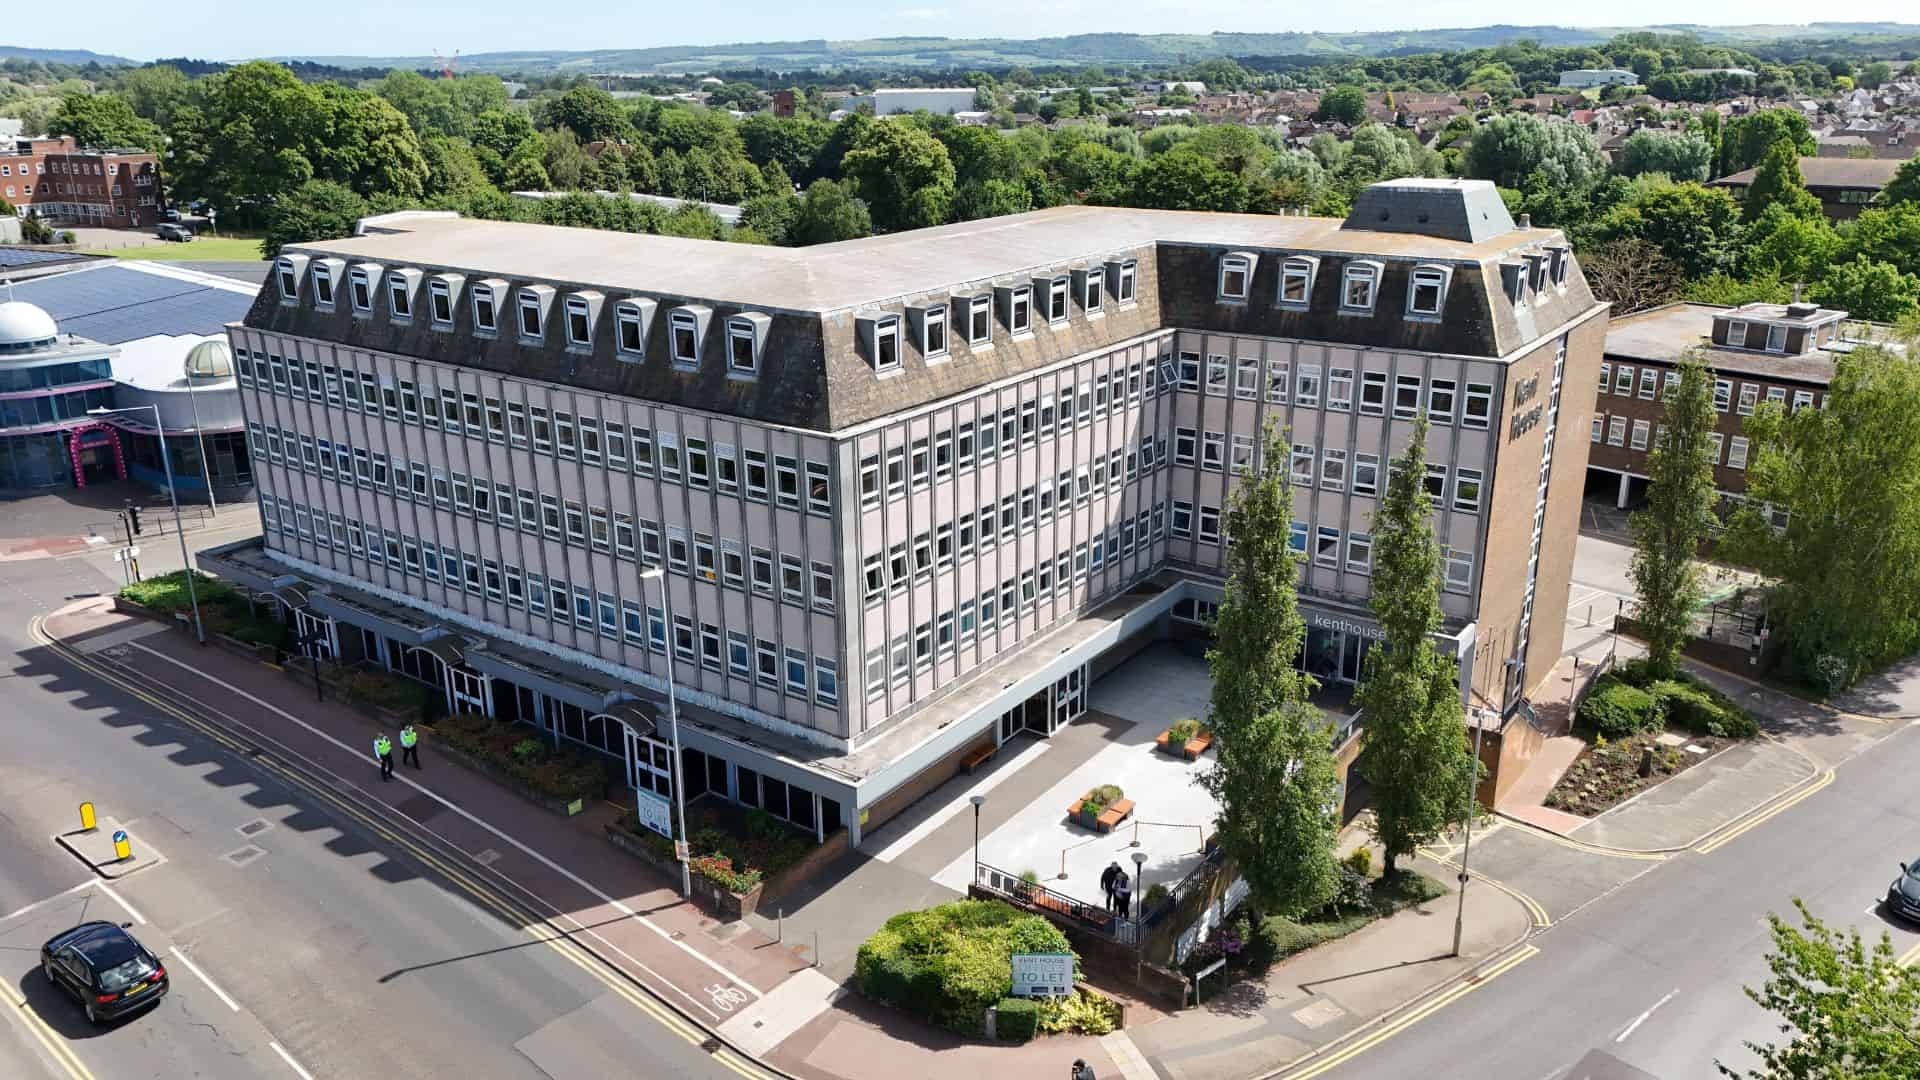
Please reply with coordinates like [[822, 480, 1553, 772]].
[[976, 862, 1137, 944]]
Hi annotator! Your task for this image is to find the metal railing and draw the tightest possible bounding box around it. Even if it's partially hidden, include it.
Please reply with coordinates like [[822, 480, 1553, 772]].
[[976, 862, 1138, 945]]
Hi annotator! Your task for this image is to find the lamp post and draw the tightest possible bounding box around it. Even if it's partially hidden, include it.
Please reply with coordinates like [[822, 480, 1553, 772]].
[[1131, 850, 1149, 978], [970, 794, 986, 879], [182, 360, 216, 513], [90, 405, 202, 644], [640, 567, 691, 899], [1452, 657, 1521, 958]]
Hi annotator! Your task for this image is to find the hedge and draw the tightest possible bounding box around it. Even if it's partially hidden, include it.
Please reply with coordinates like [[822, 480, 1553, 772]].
[[996, 997, 1039, 1042], [1578, 677, 1658, 738], [855, 899, 1075, 1036], [433, 711, 611, 802], [1580, 661, 1760, 740]]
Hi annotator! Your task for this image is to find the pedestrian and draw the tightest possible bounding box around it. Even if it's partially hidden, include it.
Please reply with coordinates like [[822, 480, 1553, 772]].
[[1100, 861, 1121, 912], [1113, 872, 1131, 920], [373, 732, 394, 781], [399, 724, 421, 770], [1071, 1058, 1097, 1080]]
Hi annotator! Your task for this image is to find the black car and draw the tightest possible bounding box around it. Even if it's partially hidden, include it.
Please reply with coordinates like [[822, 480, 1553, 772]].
[[39, 921, 168, 1023], [1887, 861, 1920, 922]]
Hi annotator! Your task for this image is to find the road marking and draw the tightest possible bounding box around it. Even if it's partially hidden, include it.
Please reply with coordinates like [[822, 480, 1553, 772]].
[[1615, 988, 1678, 1042], [0, 879, 100, 923], [1415, 846, 1552, 929], [1492, 814, 1670, 861], [1899, 941, 1920, 968], [869, 738, 1049, 862], [127, 638, 762, 998], [1693, 769, 1835, 854], [37, 622, 779, 1078], [1274, 944, 1539, 1079], [0, 978, 94, 1080], [96, 881, 147, 925], [167, 946, 240, 1012], [269, 1041, 316, 1080]]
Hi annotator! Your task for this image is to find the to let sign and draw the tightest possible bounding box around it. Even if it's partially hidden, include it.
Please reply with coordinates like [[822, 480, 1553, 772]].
[[1011, 952, 1075, 997], [635, 788, 674, 838]]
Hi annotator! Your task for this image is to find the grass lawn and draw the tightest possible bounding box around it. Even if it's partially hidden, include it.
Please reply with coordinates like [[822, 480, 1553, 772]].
[[82, 235, 265, 262]]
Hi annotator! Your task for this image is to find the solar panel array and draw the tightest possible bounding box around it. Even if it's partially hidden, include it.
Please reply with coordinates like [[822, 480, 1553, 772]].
[[0, 246, 92, 271], [8, 265, 256, 345]]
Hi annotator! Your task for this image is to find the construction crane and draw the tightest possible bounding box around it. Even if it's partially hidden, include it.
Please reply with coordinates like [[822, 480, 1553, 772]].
[[433, 49, 460, 79]]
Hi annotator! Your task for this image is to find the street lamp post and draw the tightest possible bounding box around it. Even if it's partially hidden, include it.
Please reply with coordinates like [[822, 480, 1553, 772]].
[[1452, 657, 1520, 958], [970, 794, 986, 881], [1131, 850, 1149, 979], [91, 405, 202, 644], [182, 364, 216, 513], [640, 567, 692, 899]]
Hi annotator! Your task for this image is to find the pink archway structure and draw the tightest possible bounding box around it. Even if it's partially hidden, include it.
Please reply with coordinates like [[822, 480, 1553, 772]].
[[67, 423, 126, 488]]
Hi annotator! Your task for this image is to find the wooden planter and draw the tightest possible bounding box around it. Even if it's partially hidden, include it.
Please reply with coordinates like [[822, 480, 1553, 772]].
[[1156, 728, 1212, 760], [1067, 791, 1135, 832]]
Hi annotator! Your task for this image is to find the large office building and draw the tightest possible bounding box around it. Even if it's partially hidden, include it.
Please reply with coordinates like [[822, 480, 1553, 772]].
[[200, 179, 1607, 846], [1, 135, 165, 229]]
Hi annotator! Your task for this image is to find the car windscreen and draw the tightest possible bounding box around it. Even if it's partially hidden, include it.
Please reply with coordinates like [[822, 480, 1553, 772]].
[[95, 953, 155, 991]]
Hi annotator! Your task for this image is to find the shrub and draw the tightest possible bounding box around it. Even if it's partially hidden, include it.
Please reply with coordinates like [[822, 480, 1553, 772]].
[[1649, 678, 1758, 737], [1035, 990, 1119, 1035], [1143, 882, 1170, 908], [855, 900, 1075, 1036], [120, 570, 238, 613], [433, 711, 610, 802], [996, 997, 1039, 1041], [1310, 863, 1372, 919], [1578, 677, 1658, 738], [1168, 717, 1203, 742], [1082, 783, 1123, 814], [1343, 847, 1373, 878]]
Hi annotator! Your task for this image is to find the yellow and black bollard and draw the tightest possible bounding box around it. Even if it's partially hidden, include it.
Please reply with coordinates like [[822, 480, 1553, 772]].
[[112, 830, 132, 862], [79, 802, 98, 832]]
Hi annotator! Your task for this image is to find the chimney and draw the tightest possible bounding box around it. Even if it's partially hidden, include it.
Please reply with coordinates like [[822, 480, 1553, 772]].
[[1517, 212, 1532, 229], [1791, 281, 1803, 303]]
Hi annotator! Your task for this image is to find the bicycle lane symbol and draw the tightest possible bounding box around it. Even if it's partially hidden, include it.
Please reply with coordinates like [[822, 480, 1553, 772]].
[[707, 983, 750, 1012]]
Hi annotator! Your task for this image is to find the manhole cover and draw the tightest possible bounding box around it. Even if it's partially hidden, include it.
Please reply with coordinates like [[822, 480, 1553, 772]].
[[223, 844, 267, 868], [473, 848, 501, 866], [236, 818, 273, 838]]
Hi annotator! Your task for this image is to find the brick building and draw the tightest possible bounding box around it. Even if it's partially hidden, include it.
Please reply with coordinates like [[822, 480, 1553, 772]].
[[1589, 301, 1870, 509], [198, 179, 1607, 848], [0, 135, 165, 228]]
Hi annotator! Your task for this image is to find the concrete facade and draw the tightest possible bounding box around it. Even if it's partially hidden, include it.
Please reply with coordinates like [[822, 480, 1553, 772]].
[[206, 181, 1607, 846]]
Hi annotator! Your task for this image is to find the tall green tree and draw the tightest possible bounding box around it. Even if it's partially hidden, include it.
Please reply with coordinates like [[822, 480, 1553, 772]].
[[1200, 422, 1341, 918], [1729, 340, 1920, 690], [1354, 417, 1477, 875], [260, 180, 368, 258], [1718, 107, 1816, 177], [48, 91, 162, 151], [1883, 152, 1920, 208], [1130, 146, 1248, 212], [1315, 85, 1367, 126], [788, 178, 872, 245], [1616, 129, 1714, 182], [1811, 257, 1920, 324], [1464, 112, 1607, 193], [839, 122, 955, 232], [1718, 900, 1920, 1078], [1741, 140, 1822, 223], [1629, 351, 1721, 678]]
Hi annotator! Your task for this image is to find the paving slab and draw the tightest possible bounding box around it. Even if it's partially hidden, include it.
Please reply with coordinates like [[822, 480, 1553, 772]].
[[53, 816, 162, 879], [1570, 739, 1816, 852]]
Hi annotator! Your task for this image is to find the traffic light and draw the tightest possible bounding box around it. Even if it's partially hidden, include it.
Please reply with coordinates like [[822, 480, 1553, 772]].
[[127, 507, 143, 536]]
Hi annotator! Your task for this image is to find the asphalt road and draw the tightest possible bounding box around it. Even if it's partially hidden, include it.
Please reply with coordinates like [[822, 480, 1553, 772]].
[[1311, 717, 1920, 1079], [0, 550, 735, 1079]]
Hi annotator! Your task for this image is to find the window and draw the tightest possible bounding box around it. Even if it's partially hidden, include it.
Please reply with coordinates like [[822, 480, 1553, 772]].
[[1231, 434, 1254, 475], [1707, 431, 1724, 463], [1453, 468, 1483, 512], [387, 275, 413, 319], [1174, 427, 1197, 465], [1321, 448, 1347, 490], [1713, 380, 1732, 411], [727, 316, 760, 375], [1614, 365, 1634, 395], [1170, 501, 1193, 538], [1296, 363, 1322, 407], [1206, 355, 1229, 397], [1408, 267, 1447, 316], [1766, 324, 1787, 353], [1266, 358, 1290, 403], [965, 295, 992, 345], [1353, 452, 1380, 496], [921, 305, 948, 358], [1444, 549, 1474, 593], [1316, 526, 1341, 568], [1629, 420, 1650, 450], [1115, 260, 1136, 303], [1393, 375, 1421, 419], [814, 658, 839, 707], [615, 301, 649, 357], [1462, 382, 1493, 430], [1328, 367, 1354, 412], [517, 289, 544, 339], [1737, 384, 1758, 416], [774, 455, 801, 509], [429, 279, 453, 324], [1427, 378, 1456, 424], [1045, 276, 1069, 323], [1346, 533, 1373, 573], [275, 258, 299, 301], [1360, 371, 1387, 416], [1728, 436, 1750, 470], [349, 268, 373, 312], [1234, 356, 1259, 400], [1607, 417, 1627, 445], [869, 315, 900, 372], [1279, 258, 1315, 306], [1007, 286, 1032, 334], [1423, 464, 1447, 500], [1198, 506, 1222, 545], [1218, 253, 1252, 301], [1592, 416, 1604, 442], [1081, 269, 1103, 313], [806, 461, 832, 516], [1598, 363, 1611, 393], [1290, 443, 1315, 484], [1792, 389, 1814, 410], [311, 264, 335, 307], [1341, 264, 1378, 311], [1202, 431, 1226, 472], [671, 311, 701, 366], [565, 297, 592, 346]]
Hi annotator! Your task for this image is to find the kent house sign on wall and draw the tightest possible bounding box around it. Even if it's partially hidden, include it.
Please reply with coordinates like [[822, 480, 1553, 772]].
[[1508, 373, 1543, 441]]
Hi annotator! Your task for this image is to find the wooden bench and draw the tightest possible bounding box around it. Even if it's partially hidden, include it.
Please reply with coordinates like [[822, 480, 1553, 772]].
[[1182, 731, 1214, 759], [1096, 798, 1135, 833], [960, 743, 997, 774]]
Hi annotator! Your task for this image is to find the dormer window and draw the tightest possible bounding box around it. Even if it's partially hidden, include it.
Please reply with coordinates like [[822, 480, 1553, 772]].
[[311, 263, 336, 307], [1279, 257, 1318, 307], [668, 306, 711, 368], [1044, 276, 1070, 324], [1077, 267, 1103, 314], [1765, 324, 1786, 353], [429, 279, 453, 324], [1548, 245, 1570, 286], [564, 297, 593, 347], [1218, 252, 1254, 302], [727, 313, 769, 376], [348, 267, 375, 313], [614, 298, 656, 360], [472, 282, 498, 333], [387, 275, 413, 320], [919, 305, 948, 359], [1107, 259, 1137, 305], [1526, 254, 1549, 294], [961, 294, 992, 346], [1407, 265, 1451, 318], [1341, 262, 1382, 313], [274, 255, 305, 303], [517, 289, 546, 340], [1726, 319, 1748, 348], [858, 312, 901, 373], [999, 284, 1032, 335]]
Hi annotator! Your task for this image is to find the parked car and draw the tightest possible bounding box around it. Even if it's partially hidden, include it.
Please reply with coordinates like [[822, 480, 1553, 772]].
[[40, 921, 168, 1023], [163, 208, 182, 222], [1887, 860, 1920, 922], [156, 223, 193, 242]]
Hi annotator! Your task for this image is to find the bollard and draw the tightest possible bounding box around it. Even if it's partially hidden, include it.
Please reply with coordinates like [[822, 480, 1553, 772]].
[[79, 801, 97, 832], [112, 829, 132, 862], [813, 931, 820, 969], [777, 907, 783, 944]]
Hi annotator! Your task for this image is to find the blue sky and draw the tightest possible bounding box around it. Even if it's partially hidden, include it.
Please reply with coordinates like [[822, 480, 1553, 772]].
[[12, 3, 1920, 64]]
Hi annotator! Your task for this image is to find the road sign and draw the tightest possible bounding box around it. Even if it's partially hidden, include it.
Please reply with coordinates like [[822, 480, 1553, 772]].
[[1011, 951, 1075, 997], [635, 788, 673, 838], [113, 546, 140, 562]]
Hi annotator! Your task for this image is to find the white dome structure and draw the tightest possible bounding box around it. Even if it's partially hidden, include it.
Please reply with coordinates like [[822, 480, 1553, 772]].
[[0, 300, 59, 349], [183, 338, 234, 380]]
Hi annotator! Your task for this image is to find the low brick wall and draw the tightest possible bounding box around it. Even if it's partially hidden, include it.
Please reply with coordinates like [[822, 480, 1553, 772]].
[[604, 822, 762, 921], [759, 829, 850, 907], [213, 633, 276, 664]]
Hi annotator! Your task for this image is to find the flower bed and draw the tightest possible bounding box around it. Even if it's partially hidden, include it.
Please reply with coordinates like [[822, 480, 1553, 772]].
[[1545, 730, 1729, 817], [856, 899, 1077, 1037], [432, 711, 611, 811], [116, 572, 289, 650], [1551, 658, 1751, 817], [607, 804, 816, 920]]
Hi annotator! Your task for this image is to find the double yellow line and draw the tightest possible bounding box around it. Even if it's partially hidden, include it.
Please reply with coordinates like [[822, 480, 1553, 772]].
[[0, 981, 93, 1080], [1415, 847, 1553, 929], [1493, 815, 1670, 862], [1693, 768, 1836, 855], [1272, 944, 1540, 1079], [31, 619, 778, 1080]]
